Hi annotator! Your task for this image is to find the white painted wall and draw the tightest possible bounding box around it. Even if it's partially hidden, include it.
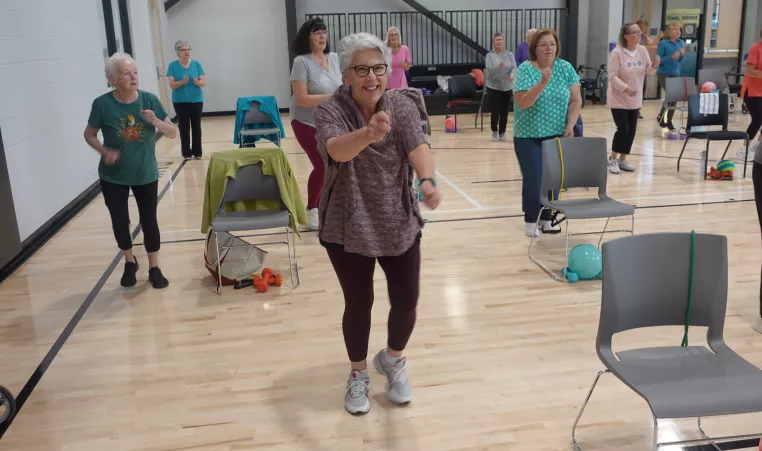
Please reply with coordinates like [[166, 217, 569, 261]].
[[128, 0, 160, 98], [0, 0, 106, 241], [163, 0, 291, 113]]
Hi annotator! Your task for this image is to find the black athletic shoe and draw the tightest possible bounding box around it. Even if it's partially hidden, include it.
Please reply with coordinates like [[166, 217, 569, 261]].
[[148, 267, 169, 289], [666, 121, 676, 131], [121, 257, 139, 287]]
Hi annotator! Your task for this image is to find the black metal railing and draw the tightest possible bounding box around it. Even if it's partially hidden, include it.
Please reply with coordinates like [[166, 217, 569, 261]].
[[305, 8, 566, 66]]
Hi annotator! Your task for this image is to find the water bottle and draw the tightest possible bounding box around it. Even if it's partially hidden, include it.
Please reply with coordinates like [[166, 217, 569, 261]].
[[700, 151, 707, 178]]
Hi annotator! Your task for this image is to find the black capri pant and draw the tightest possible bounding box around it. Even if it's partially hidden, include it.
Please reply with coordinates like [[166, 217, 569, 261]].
[[610, 108, 639, 155], [100, 179, 161, 253]]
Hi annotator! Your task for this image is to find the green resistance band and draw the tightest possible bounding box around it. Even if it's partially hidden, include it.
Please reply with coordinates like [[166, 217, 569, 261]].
[[681, 230, 696, 347]]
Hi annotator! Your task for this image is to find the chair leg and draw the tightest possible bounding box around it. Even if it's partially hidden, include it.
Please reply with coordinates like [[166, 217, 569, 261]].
[[214, 231, 222, 295], [744, 138, 749, 178], [564, 218, 571, 276], [704, 140, 711, 180], [677, 137, 690, 172], [631, 214, 635, 236], [528, 208, 567, 282], [721, 141, 732, 160], [697, 417, 722, 451], [597, 217, 610, 249], [572, 369, 610, 451], [653, 416, 659, 451], [286, 226, 300, 288]]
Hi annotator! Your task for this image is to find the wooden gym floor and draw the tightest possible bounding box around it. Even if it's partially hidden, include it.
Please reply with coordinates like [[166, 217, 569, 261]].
[[0, 101, 761, 450]]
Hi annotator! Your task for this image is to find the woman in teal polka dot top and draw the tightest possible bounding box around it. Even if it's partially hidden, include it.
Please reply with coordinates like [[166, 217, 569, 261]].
[[513, 28, 582, 237]]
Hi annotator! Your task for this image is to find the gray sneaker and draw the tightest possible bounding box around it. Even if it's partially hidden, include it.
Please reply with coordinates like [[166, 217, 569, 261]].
[[491, 132, 499, 142], [373, 349, 412, 404], [608, 158, 621, 174], [345, 370, 370, 414], [617, 159, 636, 172]]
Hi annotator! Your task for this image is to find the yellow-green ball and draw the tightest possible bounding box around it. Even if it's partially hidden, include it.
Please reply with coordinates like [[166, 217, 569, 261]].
[[716, 160, 735, 173]]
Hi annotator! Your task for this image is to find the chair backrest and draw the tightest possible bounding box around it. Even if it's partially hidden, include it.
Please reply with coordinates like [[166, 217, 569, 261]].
[[242, 101, 273, 126], [448, 75, 476, 100], [598, 232, 728, 349], [698, 68, 728, 92], [220, 163, 280, 205], [541, 137, 608, 196], [393, 87, 429, 121], [686, 93, 729, 129], [664, 76, 697, 103]]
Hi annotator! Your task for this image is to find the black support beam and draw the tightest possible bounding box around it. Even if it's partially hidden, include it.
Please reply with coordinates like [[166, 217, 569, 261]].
[[400, 0, 489, 56]]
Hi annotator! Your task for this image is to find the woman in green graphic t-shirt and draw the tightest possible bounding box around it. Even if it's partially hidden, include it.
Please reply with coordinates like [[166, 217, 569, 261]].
[[84, 52, 177, 289]]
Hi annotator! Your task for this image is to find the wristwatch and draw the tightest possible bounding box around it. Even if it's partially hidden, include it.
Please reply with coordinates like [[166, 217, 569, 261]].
[[419, 177, 437, 188]]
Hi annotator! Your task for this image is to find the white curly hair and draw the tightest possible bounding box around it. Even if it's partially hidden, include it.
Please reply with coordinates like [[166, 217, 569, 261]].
[[338, 32, 392, 75]]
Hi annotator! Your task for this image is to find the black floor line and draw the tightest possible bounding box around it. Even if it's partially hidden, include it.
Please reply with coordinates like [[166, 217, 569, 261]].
[[0, 159, 187, 439], [132, 230, 301, 247]]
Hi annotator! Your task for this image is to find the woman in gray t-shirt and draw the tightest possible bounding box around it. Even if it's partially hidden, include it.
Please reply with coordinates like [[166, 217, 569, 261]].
[[289, 18, 343, 231], [485, 33, 517, 142]]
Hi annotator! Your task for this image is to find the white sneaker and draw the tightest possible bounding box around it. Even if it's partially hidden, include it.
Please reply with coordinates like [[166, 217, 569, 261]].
[[499, 134, 507, 142], [373, 349, 413, 404], [307, 208, 319, 231], [492, 132, 499, 142], [617, 159, 636, 172], [525, 222, 541, 237], [754, 318, 762, 335], [345, 370, 371, 414], [539, 219, 561, 234], [608, 158, 621, 174]]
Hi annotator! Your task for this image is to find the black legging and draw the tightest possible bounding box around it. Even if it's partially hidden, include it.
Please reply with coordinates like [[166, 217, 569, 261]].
[[610, 108, 639, 155], [100, 179, 161, 253], [744, 96, 762, 140], [174, 102, 203, 158], [754, 162, 762, 320], [487, 88, 513, 135], [325, 239, 420, 363], [657, 74, 677, 125]]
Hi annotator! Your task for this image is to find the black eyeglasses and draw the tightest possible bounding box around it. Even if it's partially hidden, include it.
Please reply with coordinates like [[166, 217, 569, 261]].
[[350, 64, 388, 77]]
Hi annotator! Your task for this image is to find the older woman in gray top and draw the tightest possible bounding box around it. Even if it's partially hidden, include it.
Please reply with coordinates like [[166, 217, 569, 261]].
[[289, 17, 343, 231], [485, 32, 517, 141], [313, 32, 440, 415]]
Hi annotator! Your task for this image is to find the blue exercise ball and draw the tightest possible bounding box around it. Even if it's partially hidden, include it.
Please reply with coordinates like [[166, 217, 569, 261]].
[[568, 244, 602, 280]]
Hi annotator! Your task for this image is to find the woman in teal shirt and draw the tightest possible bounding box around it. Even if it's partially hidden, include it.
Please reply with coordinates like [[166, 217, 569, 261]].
[[513, 29, 582, 237], [656, 23, 685, 130], [167, 40, 206, 160], [84, 52, 177, 289]]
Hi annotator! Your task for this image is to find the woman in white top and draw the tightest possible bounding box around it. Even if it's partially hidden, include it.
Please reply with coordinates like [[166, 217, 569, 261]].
[[289, 17, 343, 231], [485, 33, 517, 142]]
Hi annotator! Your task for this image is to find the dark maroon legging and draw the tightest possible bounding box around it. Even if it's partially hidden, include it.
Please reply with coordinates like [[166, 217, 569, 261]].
[[291, 120, 324, 209], [325, 241, 420, 363]]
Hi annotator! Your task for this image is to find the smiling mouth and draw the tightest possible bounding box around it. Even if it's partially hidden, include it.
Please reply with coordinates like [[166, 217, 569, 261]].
[[363, 85, 379, 92]]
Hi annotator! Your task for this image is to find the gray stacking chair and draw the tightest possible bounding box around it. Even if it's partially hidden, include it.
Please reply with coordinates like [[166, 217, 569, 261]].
[[210, 163, 298, 294], [238, 101, 282, 147], [663, 76, 697, 132], [572, 232, 762, 450], [529, 137, 635, 281]]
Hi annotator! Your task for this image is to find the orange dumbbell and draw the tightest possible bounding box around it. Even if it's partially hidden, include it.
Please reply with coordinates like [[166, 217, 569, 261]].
[[253, 268, 284, 293]]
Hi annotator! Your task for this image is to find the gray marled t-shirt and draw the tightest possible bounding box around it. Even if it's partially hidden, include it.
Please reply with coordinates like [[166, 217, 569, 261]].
[[313, 85, 428, 257], [289, 53, 342, 126]]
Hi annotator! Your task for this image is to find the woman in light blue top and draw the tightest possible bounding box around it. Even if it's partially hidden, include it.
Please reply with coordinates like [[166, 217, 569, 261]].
[[513, 28, 582, 237], [655, 23, 685, 130], [167, 40, 206, 160]]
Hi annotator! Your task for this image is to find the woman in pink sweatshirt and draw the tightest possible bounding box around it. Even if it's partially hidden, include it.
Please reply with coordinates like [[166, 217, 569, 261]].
[[606, 23, 660, 174]]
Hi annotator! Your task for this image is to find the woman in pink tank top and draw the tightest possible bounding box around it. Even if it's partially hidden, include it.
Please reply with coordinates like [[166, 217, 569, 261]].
[[386, 27, 412, 89]]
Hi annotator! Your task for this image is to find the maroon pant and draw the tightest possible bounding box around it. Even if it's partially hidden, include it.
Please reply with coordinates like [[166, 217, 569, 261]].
[[325, 241, 420, 363], [291, 120, 324, 209]]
